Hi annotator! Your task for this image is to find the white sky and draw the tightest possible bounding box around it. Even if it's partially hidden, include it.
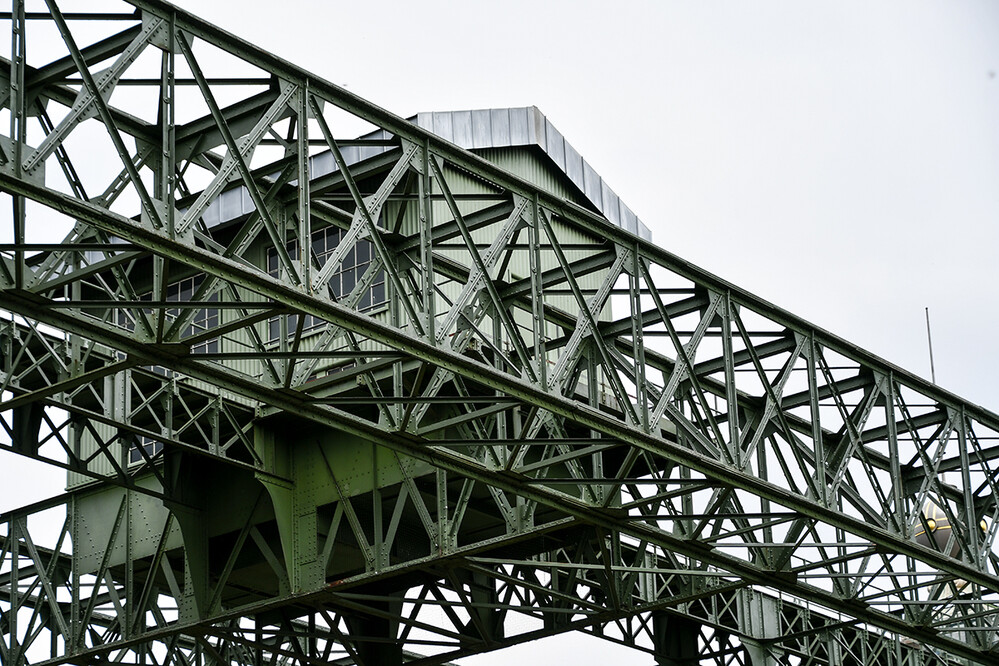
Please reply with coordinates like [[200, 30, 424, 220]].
[[5, 2, 999, 663], [171, 0, 999, 413], [169, 2, 999, 662]]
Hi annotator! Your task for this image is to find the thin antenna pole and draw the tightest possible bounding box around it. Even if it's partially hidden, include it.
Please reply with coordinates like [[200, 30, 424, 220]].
[[925, 307, 936, 384]]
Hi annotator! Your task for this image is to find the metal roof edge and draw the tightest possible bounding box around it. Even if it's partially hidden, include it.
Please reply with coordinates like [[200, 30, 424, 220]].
[[409, 107, 652, 241], [195, 106, 652, 243]]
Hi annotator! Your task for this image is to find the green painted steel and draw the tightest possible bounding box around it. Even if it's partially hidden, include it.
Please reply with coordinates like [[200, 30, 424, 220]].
[[1, 2, 999, 666]]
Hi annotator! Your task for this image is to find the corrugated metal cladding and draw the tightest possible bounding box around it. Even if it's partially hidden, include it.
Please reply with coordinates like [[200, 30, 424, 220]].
[[412, 108, 650, 241], [200, 106, 651, 241]]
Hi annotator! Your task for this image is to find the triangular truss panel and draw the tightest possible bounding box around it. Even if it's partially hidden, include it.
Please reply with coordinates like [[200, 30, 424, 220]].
[[2, 2, 999, 665]]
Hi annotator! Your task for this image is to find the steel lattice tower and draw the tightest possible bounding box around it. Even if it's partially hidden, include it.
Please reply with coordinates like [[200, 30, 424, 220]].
[[2, 2, 999, 665]]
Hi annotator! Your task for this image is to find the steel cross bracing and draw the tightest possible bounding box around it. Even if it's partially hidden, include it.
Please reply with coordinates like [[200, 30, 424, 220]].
[[0, 2, 998, 665]]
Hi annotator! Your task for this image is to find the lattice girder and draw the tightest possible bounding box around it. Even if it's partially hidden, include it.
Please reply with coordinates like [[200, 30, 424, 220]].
[[2, 2, 999, 665]]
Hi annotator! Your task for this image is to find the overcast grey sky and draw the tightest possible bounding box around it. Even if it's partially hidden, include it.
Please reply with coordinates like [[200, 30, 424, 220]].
[[4, 2, 999, 663], [169, 0, 999, 415]]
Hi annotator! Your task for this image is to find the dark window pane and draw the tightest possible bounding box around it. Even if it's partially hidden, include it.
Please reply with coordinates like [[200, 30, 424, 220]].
[[130, 437, 163, 464]]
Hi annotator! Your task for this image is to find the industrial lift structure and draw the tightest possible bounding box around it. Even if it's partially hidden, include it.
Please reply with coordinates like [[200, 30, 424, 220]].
[[2, 2, 999, 664]]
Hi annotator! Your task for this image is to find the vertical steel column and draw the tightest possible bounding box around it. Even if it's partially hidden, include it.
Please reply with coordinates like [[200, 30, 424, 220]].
[[529, 195, 547, 387], [419, 140, 435, 340], [69, 494, 81, 654], [721, 292, 741, 467], [343, 596, 403, 666], [5, 516, 21, 666], [737, 589, 782, 665], [653, 612, 700, 666], [159, 18, 176, 237], [805, 334, 827, 505], [9, 0, 26, 289], [297, 84, 311, 293], [630, 247, 649, 432], [457, 569, 505, 643]]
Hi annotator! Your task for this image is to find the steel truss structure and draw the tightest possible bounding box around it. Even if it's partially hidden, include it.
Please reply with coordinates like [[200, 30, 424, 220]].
[[1, 2, 999, 664]]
